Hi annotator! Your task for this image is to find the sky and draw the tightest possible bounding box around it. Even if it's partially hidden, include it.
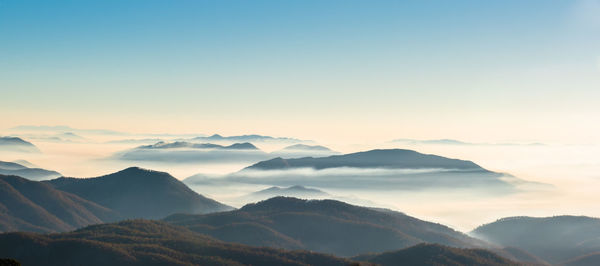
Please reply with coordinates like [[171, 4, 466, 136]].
[[1, 0, 599, 144]]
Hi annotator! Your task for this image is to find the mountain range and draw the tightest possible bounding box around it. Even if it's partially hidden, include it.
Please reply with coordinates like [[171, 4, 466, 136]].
[[186, 149, 516, 191], [0, 174, 119, 232], [0, 219, 528, 266], [0, 220, 353, 266], [137, 141, 259, 150], [0, 167, 231, 233], [115, 141, 338, 164], [164, 197, 485, 257]]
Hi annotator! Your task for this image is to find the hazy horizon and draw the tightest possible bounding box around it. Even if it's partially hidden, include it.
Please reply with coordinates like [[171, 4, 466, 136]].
[[2, 0, 600, 145]]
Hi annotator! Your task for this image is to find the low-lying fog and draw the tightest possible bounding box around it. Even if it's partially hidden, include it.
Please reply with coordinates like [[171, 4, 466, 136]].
[[2, 130, 599, 232]]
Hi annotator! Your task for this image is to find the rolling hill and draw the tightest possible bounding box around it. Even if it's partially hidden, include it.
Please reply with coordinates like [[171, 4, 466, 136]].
[[353, 243, 517, 266], [45, 167, 233, 219], [471, 215, 600, 263], [164, 197, 485, 257], [0, 174, 119, 233], [0, 220, 353, 266]]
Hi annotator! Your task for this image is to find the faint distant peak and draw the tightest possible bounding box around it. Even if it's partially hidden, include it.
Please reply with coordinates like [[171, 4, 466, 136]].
[[253, 185, 328, 196], [137, 141, 259, 150], [0, 136, 40, 152], [391, 138, 546, 146], [282, 144, 333, 151], [192, 133, 308, 143]]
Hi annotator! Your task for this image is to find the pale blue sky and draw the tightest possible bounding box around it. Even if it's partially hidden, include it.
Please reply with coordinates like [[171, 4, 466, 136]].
[[1, 0, 599, 143]]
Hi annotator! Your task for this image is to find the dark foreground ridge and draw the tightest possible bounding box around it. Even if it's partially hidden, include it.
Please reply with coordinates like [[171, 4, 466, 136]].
[[165, 197, 484, 257], [0, 220, 353, 266], [353, 243, 517, 266], [472, 215, 600, 264], [0, 219, 522, 266]]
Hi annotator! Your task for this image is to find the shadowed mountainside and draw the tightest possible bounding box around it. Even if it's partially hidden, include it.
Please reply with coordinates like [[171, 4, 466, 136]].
[[45, 167, 233, 219], [165, 197, 485, 257], [353, 243, 517, 266], [471, 216, 600, 263], [0, 220, 353, 266], [0, 174, 119, 233]]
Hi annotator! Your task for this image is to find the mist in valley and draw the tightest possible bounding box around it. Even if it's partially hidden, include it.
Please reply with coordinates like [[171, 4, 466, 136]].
[[2, 126, 599, 233]]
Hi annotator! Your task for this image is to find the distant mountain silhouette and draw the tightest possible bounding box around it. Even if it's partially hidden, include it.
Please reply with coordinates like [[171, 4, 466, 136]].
[[236, 185, 331, 204], [353, 243, 517, 266], [0, 160, 61, 181], [246, 149, 487, 171], [9, 125, 126, 136], [0, 137, 39, 153], [137, 141, 259, 150], [192, 134, 305, 143], [281, 144, 334, 151], [0, 174, 119, 233], [472, 215, 600, 263], [269, 144, 340, 158], [250, 185, 329, 198], [0, 161, 26, 171], [45, 167, 233, 219], [116, 141, 268, 163], [11, 160, 36, 168], [165, 197, 484, 257], [0, 220, 352, 266], [197, 149, 518, 191]]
